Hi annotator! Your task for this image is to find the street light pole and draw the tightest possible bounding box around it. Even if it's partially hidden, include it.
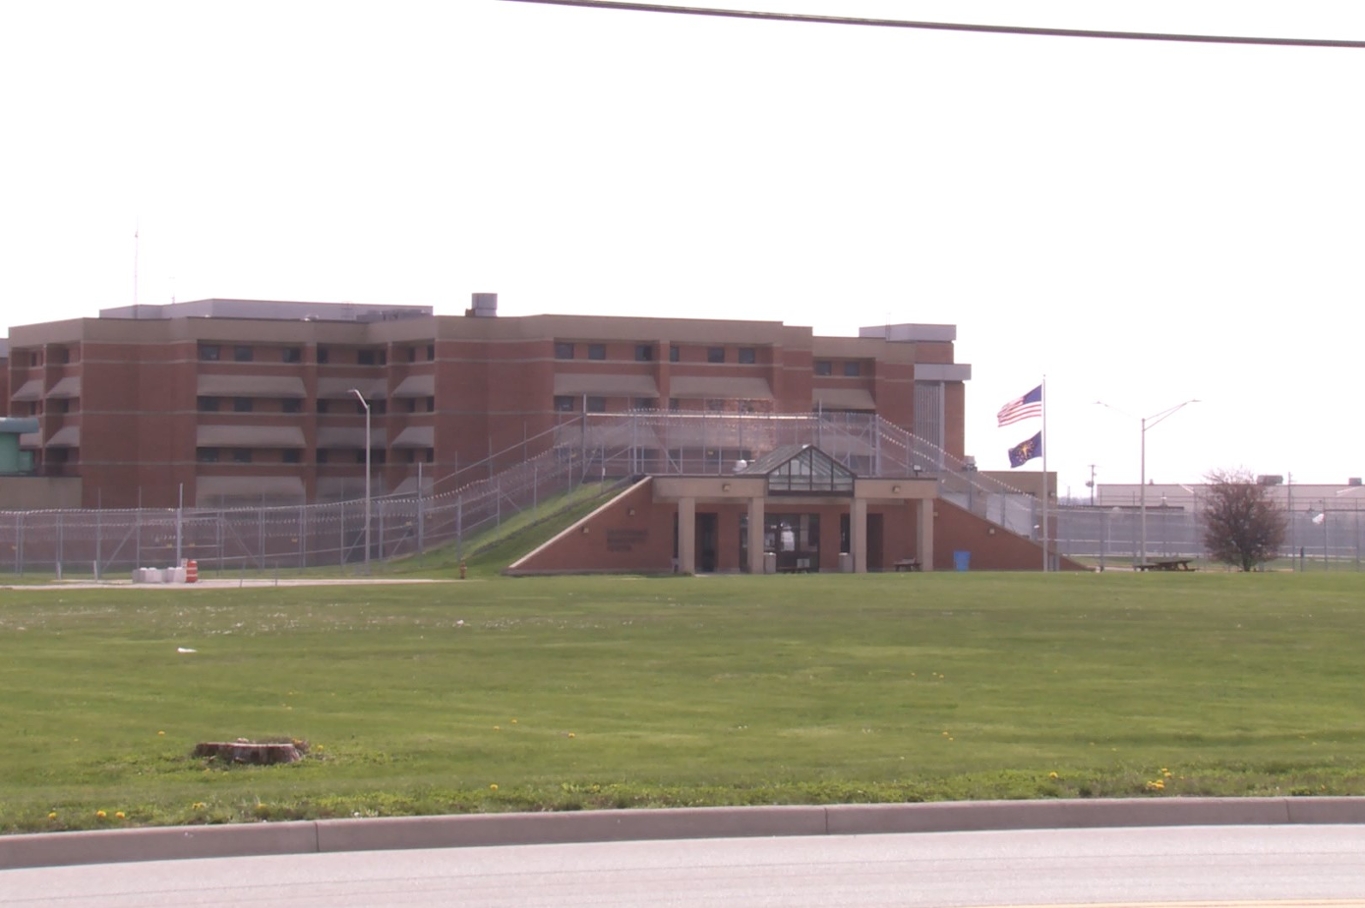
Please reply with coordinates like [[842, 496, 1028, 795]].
[[349, 388, 371, 574], [1097, 398, 1199, 567]]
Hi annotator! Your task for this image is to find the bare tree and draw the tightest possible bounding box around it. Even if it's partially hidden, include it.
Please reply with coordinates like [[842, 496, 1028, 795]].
[[1200, 469, 1287, 571]]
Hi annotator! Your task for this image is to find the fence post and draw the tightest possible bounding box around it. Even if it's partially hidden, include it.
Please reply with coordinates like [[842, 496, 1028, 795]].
[[56, 511, 63, 580], [377, 499, 385, 564], [340, 502, 346, 569], [456, 494, 463, 561], [15, 513, 22, 578], [417, 463, 425, 554], [299, 505, 306, 571]]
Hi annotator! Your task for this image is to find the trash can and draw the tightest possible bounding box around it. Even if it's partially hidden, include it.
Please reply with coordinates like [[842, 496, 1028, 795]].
[[953, 550, 971, 572], [838, 553, 853, 573], [763, 552, 777, 575]]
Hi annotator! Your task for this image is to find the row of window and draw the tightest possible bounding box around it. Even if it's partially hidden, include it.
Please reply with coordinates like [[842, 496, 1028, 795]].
[[554, 396, 759, 413], [198, 344, 436, 365], [815, 360, 864, 377], [197, 397, 436, 414], [12, 399, 75, 416], [554, 342, 761, 365], [15, 347, 76, 367], [196, 448, 435, 464]]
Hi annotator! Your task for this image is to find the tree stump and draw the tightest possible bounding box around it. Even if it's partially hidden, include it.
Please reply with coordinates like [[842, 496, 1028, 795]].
[[193, 739, 305, 765]]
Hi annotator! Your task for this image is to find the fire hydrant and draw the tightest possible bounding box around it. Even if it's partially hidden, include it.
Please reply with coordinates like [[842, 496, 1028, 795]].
[[459, 560, 467, 580]]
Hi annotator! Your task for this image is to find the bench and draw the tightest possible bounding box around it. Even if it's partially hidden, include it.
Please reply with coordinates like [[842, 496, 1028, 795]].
[[893, 558, 922, 572], [1135, 559, 1194, 572]]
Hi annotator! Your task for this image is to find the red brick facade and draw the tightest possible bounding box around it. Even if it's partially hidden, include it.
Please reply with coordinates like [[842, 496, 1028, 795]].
[[4, 299, 971, 508]]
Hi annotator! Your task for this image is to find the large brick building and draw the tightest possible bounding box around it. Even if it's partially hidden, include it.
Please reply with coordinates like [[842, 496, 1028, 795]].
[[3, 296, 972, 510]]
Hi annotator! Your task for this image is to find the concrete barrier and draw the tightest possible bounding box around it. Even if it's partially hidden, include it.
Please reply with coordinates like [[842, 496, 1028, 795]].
[[0, 821, 318, 870], [7, 798, 1365, 870]]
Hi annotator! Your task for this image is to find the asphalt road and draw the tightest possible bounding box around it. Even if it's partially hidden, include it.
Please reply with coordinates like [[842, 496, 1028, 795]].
[[7, 825, 1365, 907]]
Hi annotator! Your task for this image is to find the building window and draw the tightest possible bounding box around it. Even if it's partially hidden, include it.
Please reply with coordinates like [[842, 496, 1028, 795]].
[[405, 398, 417, 413], [843, 361, 862, 377], [586, 396, 606, 413], [554, 342, 574, 360], [57, 347, 71, 364], [408, 346, 419, 363], [668, 397, 680, 411], [232, 448, 252, 464], [373, 399, 387, 415], [707, 346, 725, 363], [633, 397, 656, 410], [358, 349, 376, 366], [670, 345, 680, 363], [29, 351, 42, 366], [814, 360, 832, 376], [373, 449, 387, 465], [738, 347, 756, 364], [554, 395, 576, 412], [198, 396, 220, 412], [317, 347, 330, 364], [283, 398, 302, 414], [282, 347, 302, 363], [424, 447, 434, 463], [707, 399, 724, 412], [283, 449, 301, 464], [197, 448, 219, 463], [427, 344, 435, 361], [234, 345, 253, 362], [587, 343, 606, 361], [199, 344, 220, 361], [52, 398, 70, 414], [233, 397, 253, 412], [317, 449, 329, 464], [317, 399, 330, 414], [635, 344, 654, 362], [425, 396, 435, 413], [355, 450, 367, 464]]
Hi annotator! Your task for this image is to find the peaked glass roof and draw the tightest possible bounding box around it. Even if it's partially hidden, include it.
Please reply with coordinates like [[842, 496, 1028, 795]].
[[742, 444, 855, 494]]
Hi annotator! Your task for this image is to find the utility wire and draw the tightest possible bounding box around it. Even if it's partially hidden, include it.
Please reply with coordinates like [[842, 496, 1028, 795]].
[[499, 0, 1365, 49]]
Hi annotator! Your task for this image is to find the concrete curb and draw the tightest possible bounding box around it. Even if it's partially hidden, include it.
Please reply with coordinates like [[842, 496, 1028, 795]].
[[4, 798, 1364, 870]]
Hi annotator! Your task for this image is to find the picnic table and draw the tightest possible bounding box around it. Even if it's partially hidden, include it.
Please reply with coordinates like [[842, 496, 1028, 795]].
[[1135, 559, 1194, 572], [893, 558, 922, 572]]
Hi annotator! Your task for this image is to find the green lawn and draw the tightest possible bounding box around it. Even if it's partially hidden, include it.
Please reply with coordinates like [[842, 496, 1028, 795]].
[[3, 571, 1364, 833]]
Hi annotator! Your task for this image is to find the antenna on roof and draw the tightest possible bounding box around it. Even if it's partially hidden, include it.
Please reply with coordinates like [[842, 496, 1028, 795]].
[[133, 219, 140, 307]]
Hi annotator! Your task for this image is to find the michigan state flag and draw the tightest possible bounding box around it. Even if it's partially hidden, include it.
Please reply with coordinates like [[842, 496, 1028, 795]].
[[1008, 431, 1042, 468]]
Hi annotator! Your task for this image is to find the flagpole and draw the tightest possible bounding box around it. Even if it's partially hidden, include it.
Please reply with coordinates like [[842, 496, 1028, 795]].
[[1041, 375, 1048, 572]]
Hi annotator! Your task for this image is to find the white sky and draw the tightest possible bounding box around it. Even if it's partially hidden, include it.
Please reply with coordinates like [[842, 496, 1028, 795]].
[[2, 1, 1362, 496]]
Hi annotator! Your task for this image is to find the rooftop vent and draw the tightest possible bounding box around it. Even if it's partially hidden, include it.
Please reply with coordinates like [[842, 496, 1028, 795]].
[[467, 292, 498, 318], [1256, 474, 1284, 486], [1350, 478, 1362, 487]]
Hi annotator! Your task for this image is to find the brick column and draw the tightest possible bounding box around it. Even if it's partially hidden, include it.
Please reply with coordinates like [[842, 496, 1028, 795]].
[[677, 497, 696, 575], [851, 497, 868, 574], [918, 498, 935, 572], [747, 495, 765, 573]]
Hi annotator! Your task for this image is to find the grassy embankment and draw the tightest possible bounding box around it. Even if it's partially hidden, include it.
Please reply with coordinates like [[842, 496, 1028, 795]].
[[3, 571, 1364, 833]]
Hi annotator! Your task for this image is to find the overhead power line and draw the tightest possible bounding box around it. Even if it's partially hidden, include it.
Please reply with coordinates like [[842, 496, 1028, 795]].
[[499, 0, 1365, 49]]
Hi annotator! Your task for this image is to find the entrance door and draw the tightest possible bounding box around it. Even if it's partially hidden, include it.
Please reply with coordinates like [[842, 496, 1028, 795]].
[[866, 513, 884, 571], [695, 512, 718, 573]]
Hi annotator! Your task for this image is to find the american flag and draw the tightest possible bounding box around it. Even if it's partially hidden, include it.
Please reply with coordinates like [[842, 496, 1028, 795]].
[[997, 385, 1043, 427]]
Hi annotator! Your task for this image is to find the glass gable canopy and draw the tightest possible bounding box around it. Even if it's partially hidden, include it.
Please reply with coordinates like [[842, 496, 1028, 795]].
[[748, 445, 855, 494]]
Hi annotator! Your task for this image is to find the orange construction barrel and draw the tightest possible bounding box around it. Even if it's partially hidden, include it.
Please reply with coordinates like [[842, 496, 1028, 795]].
[[186, 560, 199, 584]]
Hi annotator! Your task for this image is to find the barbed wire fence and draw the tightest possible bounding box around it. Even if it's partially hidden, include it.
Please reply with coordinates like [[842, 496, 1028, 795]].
[[4, 410, 1362, 577], [0, 448, 588, 579]]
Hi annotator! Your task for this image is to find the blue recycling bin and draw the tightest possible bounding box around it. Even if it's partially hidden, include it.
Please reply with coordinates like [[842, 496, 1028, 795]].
[[953, 550, 971, 572]]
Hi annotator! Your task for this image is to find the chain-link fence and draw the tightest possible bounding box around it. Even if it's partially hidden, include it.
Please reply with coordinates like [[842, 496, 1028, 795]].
[[0, 449, 586, 579], [8, 410, 1358, 576], [1043, 504, 1365, 570]]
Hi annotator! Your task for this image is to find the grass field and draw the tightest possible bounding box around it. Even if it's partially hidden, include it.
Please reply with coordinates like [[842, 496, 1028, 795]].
[[4, 571, 1365, 834]]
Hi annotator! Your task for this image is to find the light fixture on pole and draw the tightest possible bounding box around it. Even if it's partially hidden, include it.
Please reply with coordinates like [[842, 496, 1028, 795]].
[[349, 388, 371, 574], [1096, 398, 1199, 567]]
